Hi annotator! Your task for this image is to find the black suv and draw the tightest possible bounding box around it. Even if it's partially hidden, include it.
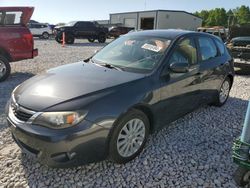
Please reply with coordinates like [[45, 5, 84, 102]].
[[54, 21, 108, 44]]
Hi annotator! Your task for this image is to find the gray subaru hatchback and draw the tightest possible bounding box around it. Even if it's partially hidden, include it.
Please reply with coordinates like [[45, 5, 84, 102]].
[[6, 30, 234, 167]]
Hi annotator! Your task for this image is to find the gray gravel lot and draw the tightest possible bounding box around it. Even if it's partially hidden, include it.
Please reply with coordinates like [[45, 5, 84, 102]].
[[0, 38, 250, 188]]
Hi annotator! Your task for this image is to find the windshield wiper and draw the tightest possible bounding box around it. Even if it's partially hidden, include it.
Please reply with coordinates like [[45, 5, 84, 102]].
[[99, 63, 123, 71]]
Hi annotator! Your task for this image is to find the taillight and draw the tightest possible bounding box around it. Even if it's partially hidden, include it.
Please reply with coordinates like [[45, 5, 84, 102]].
[[23, 33, 34, 47]]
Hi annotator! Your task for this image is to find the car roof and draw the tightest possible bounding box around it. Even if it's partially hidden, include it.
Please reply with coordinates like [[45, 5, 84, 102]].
[[127, 29, 211, 40]]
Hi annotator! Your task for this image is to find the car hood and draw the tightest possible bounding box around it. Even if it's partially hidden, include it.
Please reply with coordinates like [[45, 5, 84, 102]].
[[14, 62, 145, 111]]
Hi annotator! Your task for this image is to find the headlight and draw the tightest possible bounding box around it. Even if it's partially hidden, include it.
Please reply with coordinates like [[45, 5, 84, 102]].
[[32, 111, 87, 129]]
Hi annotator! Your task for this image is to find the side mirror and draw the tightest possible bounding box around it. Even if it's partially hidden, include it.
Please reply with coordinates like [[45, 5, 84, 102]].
[[169, 62, 189, 73]]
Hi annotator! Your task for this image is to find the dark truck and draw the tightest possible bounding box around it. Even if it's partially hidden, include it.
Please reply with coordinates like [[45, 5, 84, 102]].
[[227, 37, 250, 69], [54, 21, 108, 44], [0, 7, 38, 82]]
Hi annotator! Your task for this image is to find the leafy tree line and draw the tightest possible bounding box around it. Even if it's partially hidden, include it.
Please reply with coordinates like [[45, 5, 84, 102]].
[[194, 5, 250, 27]]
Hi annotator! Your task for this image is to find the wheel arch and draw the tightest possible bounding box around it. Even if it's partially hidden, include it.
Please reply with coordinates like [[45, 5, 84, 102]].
[[0, 47, 12, 62], [132, 104, 155, 133]]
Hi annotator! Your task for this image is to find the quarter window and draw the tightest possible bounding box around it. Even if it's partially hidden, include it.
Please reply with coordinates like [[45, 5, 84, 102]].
[[198, 37, 218, 61], [169, 38, 197, 65]]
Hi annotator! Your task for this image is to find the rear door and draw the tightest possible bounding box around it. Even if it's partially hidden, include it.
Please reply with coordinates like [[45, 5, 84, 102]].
[[196, 36, 225, 103]]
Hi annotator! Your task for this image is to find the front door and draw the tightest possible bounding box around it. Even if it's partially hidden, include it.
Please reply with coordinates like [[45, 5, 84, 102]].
[[157, 37, 202, 128]]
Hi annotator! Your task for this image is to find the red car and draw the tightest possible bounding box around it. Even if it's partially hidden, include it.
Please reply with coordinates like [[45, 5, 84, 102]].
[[0, 7, 38, 82]]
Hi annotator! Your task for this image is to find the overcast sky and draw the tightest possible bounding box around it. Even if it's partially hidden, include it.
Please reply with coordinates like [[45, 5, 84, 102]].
[[1, 0, 249, 24]]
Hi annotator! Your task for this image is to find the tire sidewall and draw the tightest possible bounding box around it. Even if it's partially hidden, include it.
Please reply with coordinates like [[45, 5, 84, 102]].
[[109, 109, 149, 163], [214, 77, 231, 107], [0, 55, 11, 82], [42, 32, 49, 39]]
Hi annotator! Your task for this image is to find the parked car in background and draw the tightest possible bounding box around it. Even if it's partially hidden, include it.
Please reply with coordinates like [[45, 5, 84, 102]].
[[6, 30, 234, 167], [227, 37, 250, 69], [108, 26, 134, 38], [28, 23, 52, 39], [54, 21, 109, 44], [0, 7, 38, 82]]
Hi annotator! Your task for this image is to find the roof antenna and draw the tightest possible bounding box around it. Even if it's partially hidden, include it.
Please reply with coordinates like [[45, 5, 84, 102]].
[[144, 0, 147, 10]]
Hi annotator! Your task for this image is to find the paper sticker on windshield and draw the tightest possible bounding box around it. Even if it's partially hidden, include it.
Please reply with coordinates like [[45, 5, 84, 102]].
[[141, 43, 162, 52]]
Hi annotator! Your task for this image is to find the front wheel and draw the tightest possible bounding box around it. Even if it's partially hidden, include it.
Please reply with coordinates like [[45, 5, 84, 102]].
[[234, 167, 250, 186], [109, 109, 150, 164], [65, 34, 75, 44], [0, 55, 11, 82], [97, 33, 106, 43], [213, 77, 231, 107]]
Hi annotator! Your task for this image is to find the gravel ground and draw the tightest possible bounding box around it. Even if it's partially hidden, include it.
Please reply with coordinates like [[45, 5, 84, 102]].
[[0, 38, 250, 188]]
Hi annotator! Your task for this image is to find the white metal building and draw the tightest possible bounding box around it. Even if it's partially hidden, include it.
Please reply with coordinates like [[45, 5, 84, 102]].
[[110, 10, 202, 31]]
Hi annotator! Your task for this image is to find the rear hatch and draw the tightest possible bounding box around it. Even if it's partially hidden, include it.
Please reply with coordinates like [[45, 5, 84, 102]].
[[0, 7, 34, 26]]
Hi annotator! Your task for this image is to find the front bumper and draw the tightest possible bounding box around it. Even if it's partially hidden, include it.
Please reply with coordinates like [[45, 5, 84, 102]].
[[7, 114, 112, 168]]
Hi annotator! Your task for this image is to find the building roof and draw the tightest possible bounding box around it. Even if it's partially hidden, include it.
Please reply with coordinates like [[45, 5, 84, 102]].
[[110, 9, 202, 20]]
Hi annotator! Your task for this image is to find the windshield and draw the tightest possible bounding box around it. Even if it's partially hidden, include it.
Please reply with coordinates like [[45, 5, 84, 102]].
[[65, 21, 77, 26], [92, 35, 171, 73]]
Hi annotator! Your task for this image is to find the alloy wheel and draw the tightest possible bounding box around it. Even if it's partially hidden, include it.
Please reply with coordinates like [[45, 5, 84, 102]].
[[219, 80, 230, 103], [0, 60, 6, 78], [117, 118, 146, 158]]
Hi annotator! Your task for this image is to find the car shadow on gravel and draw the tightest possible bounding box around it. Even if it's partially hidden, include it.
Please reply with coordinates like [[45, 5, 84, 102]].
[[0, 72, 34, 130], [17, 96, 249, 187]]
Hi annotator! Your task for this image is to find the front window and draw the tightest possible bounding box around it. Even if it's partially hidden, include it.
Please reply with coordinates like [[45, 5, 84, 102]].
[[92, 35, 171, 73], [169, 38, 197, 65]]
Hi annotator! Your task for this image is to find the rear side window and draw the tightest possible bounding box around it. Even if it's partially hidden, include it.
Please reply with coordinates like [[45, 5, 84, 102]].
[[198, 37, 218, 61], [4, 11, 22, 25], [215, 39, 225, 55]]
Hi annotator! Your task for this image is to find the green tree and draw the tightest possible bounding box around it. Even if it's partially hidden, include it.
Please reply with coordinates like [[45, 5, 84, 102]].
[[194, 10, 209, 26], [233, 5, 250, 25], [206, 8, 227, 26]]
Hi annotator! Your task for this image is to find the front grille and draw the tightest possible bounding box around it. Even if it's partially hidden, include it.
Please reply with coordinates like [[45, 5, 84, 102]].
[[11, 102, 35, 122]]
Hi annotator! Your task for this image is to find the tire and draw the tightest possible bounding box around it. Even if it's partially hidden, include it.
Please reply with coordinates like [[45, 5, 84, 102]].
[[42, 32, 49, 39], [234, 167, 250, 186], [97, 33, 106, 43], [88, 37, 95, 43], [212, 77, 231, 107], [109, 109, 150, 164], [0, 55, 11, 82], [65, 34, 75, 44], [55, 35, 62, 44]]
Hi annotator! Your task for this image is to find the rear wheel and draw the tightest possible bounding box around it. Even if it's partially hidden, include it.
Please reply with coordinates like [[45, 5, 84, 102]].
[[42, 32, 49, 39], [98, 33, 106, 43], [0, 55, 11, 82], [109, 109, 149, 163], [213, 77, 231, 107], [234, 167, 250, 186]]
